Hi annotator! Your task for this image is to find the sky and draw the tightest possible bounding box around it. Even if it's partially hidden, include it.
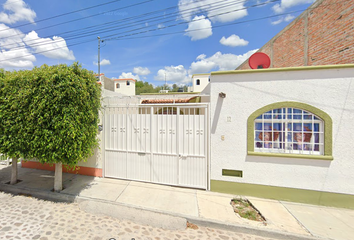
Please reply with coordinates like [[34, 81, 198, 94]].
[[0, 0, 316, 87]]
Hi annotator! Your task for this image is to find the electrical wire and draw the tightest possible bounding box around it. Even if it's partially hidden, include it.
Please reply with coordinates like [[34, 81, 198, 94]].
[[0, 0, 347, 64], [1, 0, 261, 50]]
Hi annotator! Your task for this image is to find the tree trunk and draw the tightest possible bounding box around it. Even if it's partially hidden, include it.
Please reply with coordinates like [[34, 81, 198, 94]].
[[10, 157, 18, 185], [54, 162, 62, 192]]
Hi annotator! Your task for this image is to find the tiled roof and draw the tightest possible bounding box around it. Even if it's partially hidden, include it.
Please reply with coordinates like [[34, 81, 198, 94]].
[[141, 96, 199, 104], [113, 78, 136, 82]]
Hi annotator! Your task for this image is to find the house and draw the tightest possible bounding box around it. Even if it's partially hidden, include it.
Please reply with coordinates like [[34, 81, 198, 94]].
[[190, 74, 210, 93], [209, 0, 354, 208], [209, 64, 354, 209], [95, 74, 136, 96]]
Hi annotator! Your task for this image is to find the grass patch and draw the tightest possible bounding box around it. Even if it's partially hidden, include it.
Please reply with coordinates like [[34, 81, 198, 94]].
[[231, 198, 266, 224]]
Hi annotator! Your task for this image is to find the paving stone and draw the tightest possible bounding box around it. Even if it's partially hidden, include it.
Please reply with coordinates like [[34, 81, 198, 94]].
[[0, 192, 275, 240]]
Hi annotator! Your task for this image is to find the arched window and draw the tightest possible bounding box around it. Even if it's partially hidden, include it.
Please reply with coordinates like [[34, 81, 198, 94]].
[[247, 102, 333, 160], [126, 81, 130, 86], [196, 79, 200, 85], [116, 83, 120, 88]]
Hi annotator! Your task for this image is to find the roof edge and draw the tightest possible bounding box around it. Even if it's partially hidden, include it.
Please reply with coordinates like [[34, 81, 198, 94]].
[[212, 64, 354, 76]]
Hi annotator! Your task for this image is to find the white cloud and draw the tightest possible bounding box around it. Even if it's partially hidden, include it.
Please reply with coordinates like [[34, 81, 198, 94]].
[[93, 58, 110, 66], [0, 0, 36, 24], [119, 72, 140, 81], [178, 0, 247, 23], [196, 54, 206, 60], [154, 65, 190, 84], [157, 24, 164, 29], [0, 23, 35, 68], [272, 0, 315, 14], [285, 14, 295, 22], [23, 31, 75, 60], [0, 48, 35, 68], [220, 34, 248, 47], [189, 50, 258, 74], [133, 66, 150, 75], [0, 23, 25, 49], [185, 15, 212, 41], [271, 14, 296, 25]]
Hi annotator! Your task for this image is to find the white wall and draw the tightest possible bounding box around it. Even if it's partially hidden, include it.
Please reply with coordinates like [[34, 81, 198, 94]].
[[210, 66, 354, 195], [114, 80, 136, 96], [192, 74, 210, 92]]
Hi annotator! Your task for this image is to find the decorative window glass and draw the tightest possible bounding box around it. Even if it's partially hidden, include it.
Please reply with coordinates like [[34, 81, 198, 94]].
[[116, 83, 120, 88], [254, 108, 324, 155], [196, 79, 200, 85], [127, 81, 130, 86]]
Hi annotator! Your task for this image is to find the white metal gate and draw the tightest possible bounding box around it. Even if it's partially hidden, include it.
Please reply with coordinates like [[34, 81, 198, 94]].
[[104, 104, 208, 189]]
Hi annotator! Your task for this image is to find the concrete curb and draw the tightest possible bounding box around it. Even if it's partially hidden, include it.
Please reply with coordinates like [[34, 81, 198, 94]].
[[0, 183, 328, 240], [0, 182, 76, 203]]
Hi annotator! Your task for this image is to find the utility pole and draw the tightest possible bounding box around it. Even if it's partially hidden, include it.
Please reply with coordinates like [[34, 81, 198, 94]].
[[97, 36, 101, 81]]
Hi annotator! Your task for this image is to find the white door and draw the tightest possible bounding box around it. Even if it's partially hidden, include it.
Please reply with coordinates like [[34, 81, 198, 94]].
[[104, 104, 208, 189]]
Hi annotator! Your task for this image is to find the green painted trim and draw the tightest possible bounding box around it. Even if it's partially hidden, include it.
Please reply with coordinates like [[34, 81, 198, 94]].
[[188, 96, 201, 103], [222, 169, 243, 178], [247, 101, 333, 158], [212, 64, 354, 76], [192, 73, 210, 77], [248, 151, 333, 160], [211, 180, 354, 210]]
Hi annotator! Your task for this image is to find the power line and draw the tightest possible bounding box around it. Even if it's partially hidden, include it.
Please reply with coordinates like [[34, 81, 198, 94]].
[[1, 0, 244, 50], [0, 0, 346, 64], [0, 0, 156, 38], [0, 0, 216, 44], [1, 0, 257, 51], [0, 0, 123, 32]]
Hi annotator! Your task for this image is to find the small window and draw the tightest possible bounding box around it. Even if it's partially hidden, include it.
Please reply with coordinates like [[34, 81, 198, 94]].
[[196, 79, 200, 85], [116, 83, 120, 88], [127, 81, 130, 86]]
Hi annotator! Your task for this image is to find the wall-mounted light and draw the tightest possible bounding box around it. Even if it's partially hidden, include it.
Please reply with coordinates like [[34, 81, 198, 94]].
[[219, 92, 226, 98]]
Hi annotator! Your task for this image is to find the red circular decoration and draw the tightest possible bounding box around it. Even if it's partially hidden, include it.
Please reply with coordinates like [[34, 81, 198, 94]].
[[248, 52, 271, 69]]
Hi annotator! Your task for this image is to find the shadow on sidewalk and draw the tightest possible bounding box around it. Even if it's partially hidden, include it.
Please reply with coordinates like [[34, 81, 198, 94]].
[[0, 164, 95, 203]]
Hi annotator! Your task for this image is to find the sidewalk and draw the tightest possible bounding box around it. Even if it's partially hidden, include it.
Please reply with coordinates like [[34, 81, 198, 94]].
[[1, 164, 353, 240]]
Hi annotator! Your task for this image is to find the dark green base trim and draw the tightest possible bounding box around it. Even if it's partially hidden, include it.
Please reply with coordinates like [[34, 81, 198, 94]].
[[211, 180, 354, 210]]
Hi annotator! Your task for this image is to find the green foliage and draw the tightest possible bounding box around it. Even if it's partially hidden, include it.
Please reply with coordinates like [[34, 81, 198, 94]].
[[0, 69, 32, 159], [135, 80, 159, 95], [0, 63, 101, 168], [135, 80, 189, 94]]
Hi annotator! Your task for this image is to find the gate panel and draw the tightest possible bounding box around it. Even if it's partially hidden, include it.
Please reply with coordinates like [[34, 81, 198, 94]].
[[105, 150, 126, 178], [104, 104, 208, 189], [151, 153, 178, 185], [179, 156, 206, 188], [126, 152, 151, 182]]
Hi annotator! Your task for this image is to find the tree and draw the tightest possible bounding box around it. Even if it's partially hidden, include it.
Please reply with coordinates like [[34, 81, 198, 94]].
[[28, 63, 101, 191], [0, 63, 101, 191], [135, 80, 159, 95], [0, 69, 32, 185]]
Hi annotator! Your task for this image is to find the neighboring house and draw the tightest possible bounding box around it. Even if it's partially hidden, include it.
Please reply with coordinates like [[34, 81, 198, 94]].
[[190, 74, 210, 93], [112, 78, 136, 96], [96, 74, 136, 96], [237, 0, 354, 70]]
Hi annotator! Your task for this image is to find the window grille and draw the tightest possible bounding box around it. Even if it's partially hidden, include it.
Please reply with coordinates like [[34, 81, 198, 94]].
[[254, 108, 324, 155]]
